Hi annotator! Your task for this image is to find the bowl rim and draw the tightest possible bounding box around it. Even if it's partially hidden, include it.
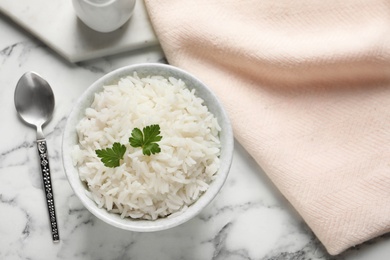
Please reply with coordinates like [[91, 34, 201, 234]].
[[62, 62, 234, 232]]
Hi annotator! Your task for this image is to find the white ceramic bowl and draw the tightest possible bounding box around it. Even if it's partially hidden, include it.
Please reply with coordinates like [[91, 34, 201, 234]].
[[62, 63, 234, 232], [72, 0, 136, 33]]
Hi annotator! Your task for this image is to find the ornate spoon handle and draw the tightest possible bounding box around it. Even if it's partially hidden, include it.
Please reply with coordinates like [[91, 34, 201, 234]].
[[37, 139, 60, 242]]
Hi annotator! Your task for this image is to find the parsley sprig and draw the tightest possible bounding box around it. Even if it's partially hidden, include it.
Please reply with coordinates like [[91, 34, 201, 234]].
[[95, 142, 126, 168], [129, 124, 162, 156], [95, 124, 162, 168]]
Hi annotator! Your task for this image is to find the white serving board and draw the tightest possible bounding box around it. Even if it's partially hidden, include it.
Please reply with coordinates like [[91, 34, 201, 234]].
[[0, 0, 158, 62]]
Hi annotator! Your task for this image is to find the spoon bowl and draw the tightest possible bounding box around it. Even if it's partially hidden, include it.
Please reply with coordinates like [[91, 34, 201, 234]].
[[15, 72, 55, 139], [14, 71, 59, 242]]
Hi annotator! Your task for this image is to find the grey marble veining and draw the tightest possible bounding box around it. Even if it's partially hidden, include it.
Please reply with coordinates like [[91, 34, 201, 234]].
[[1, 11, 390, 260]]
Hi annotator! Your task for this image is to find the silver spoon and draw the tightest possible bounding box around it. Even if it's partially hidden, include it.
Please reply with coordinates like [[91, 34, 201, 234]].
[[14, 71, 60, 242]]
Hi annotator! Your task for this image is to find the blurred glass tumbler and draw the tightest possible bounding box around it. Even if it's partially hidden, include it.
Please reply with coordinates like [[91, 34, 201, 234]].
[[72, 0, 136, 33]]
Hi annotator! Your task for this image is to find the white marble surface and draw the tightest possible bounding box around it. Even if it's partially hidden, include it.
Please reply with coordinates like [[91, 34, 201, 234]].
[[1, 10, 390, 260], [0, 0, 157, 62]]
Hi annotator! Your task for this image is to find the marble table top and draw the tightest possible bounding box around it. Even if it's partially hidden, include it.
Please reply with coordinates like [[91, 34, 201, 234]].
[[1, 9, 390, 260]]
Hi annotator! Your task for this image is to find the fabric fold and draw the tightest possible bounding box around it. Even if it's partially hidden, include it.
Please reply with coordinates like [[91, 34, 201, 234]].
[[144, 0, 390, 254]]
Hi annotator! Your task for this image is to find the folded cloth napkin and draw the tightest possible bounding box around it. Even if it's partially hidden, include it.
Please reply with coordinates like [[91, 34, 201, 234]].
[[144, 0, 390, 255]]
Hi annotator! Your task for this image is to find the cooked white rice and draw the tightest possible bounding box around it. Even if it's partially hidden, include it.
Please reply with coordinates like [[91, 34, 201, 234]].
[[72, 72, 221, 220]]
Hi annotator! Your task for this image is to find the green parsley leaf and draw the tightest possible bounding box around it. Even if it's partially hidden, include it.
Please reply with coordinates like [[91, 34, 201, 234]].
[[129, 128, 143, 147], [129, 124, 162, 155], [95, 142, 126, 168]]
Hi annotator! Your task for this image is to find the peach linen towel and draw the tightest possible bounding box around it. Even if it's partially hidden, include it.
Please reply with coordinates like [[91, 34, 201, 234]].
[[144, 0, 390, 255]]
